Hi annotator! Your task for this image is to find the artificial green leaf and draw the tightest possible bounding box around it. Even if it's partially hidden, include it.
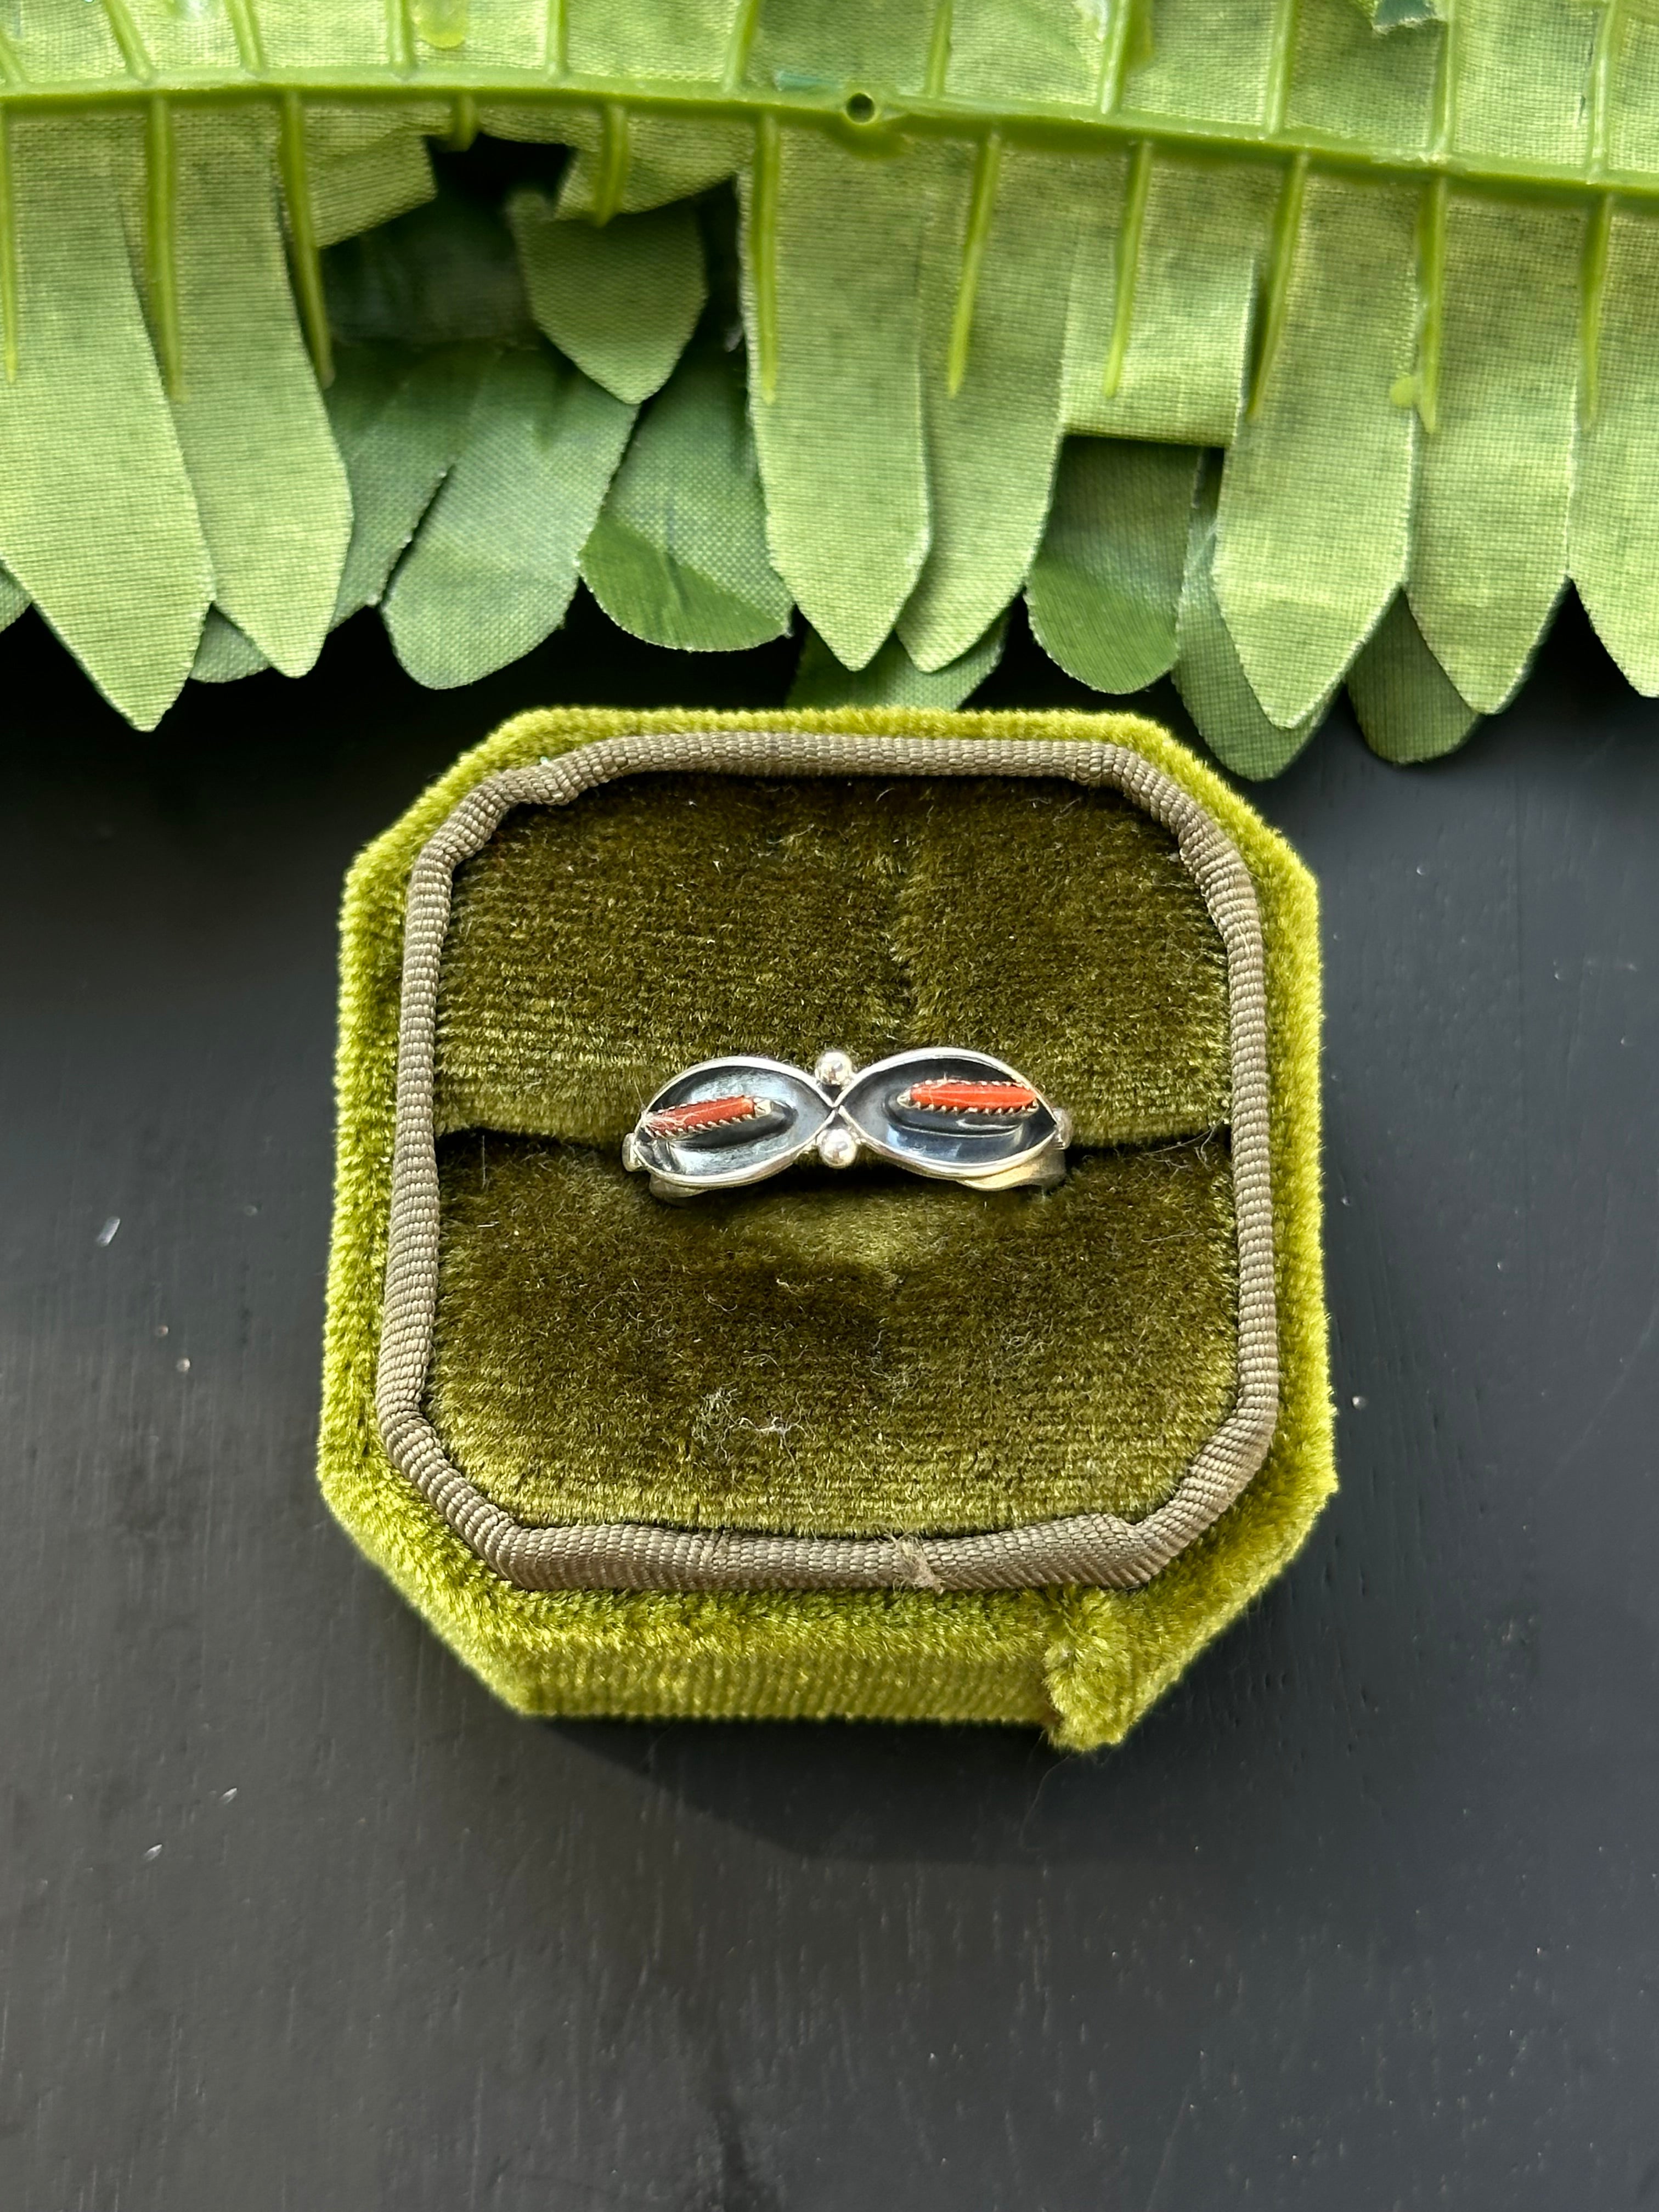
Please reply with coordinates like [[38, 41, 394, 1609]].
[[1571, 206, 1659, 695], [191, 611, 272, 684], [0, 0, 123, 77], [580, 338, 792, 652], [1215, 171, 1418, 729], [508, 190, 707, 405], [1451, 0, 1598, 170], [0, 122, 210, 730], [1062, 156, 1276, 449], [166, 114, 352, 676], [945, 0, 1114, 103], [322, 190, 537, 627], [301, 104, 452, 152], [741, 127, 930, 670], [1407, 195, 1578, 713], [1605, 3, 1659, 174], [1288, 0, 1443, 144], [1176, 463, 1328, 781], [382, 344, 635, 686], [103, 0, 242, 73], [1026, 438, 1199, 695], [559, 126, 747, 221], [476, 106, 746, 218], [327, 342, 495, 622], [898, 141, 1076, 673], [229, 5, 399, 70], [308, 117, 438, 249], [1124, 0, 1289, 126], [0, 568, 29, 632], [1347, 592, 1482, 763], [743, 0, 936, 95], [788, 619, 1007, 710], [563, 0, 739, 83]]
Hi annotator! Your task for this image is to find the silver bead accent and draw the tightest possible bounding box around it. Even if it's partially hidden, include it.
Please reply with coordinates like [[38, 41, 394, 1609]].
[[814, 1048, 856, 1093], [817, 1123, 859, 1169]]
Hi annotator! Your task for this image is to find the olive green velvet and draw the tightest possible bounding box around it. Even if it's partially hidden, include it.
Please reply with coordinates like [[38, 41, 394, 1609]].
[[431, 1135, 1239, 1536], [434, 774, 1232, 1149], [320, 706, 1334, 1750], [429, 768, 1240, 1539]]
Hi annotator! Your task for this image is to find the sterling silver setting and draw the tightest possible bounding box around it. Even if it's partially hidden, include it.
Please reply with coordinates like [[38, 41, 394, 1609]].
[[624, 1047, 1072, 1200]]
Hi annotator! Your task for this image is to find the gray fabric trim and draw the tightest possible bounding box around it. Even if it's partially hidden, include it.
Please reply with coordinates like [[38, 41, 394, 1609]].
[[375, 730, 1279, 1593]]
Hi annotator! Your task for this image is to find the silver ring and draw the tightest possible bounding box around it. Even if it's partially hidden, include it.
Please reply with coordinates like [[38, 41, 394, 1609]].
[[623, 1048, 1072, 1201]]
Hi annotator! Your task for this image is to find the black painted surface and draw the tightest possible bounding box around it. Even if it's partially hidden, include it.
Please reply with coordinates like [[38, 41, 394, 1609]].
[[2, 597, 1656, 2210]]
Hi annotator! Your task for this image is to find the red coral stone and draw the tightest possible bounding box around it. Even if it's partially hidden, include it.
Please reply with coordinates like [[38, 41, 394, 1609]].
[[645, 1094, 762, 1137], [902, 1080, 1037, 1114]]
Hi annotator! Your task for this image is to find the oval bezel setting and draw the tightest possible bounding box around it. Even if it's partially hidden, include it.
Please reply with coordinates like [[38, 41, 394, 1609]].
[[838, 1048, 1065, 1189], [628, 1056, 833, 1192]]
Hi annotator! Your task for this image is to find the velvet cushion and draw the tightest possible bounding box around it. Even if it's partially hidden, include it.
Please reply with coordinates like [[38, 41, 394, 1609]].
[[428, 771, 1236, 1537], [320, 707, 1334, 1749]]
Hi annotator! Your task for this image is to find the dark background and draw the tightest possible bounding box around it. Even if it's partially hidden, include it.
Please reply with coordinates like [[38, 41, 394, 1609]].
[[3, 593, 1655, 2209]]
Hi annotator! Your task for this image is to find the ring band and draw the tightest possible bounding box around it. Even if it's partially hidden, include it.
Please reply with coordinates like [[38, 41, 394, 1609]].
[[624, 1048, 1071, 1200]]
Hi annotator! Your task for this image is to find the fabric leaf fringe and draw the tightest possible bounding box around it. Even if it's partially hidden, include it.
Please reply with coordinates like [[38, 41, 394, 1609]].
[[509, 188, 707, 405], [789, 619, 1008, 712], [580, 336, 791, 654], [0, 4, 1655, 770], [1026, 438, 1198, 698], [381, 345, 635, 687], [1347, 592, 1482, 765]]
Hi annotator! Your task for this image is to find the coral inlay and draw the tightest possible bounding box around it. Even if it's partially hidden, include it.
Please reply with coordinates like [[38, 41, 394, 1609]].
[[900, 1080, 1039, 1114], [645, 1094, 763, 1137]]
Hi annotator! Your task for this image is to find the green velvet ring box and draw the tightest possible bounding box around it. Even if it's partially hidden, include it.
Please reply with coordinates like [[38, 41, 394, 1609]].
[[321, 707, 1333, 1750]]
